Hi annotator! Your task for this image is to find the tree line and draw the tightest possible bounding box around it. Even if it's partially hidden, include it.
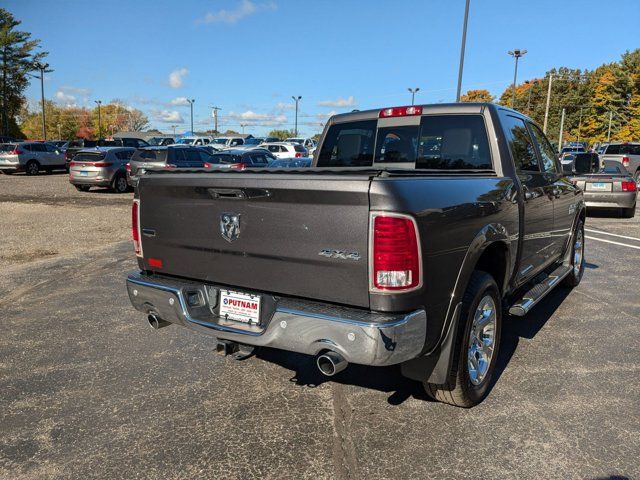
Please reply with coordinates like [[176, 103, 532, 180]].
[[461, 48, 640, 146]]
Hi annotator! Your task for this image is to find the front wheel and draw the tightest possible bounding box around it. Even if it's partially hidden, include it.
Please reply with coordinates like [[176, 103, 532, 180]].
[[424, 271, 502, 408], [562, 219, 585, 287], [112, 174, 129, 193]]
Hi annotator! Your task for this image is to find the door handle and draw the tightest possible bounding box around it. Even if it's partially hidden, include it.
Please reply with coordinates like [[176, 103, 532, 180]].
[[206, 188, 270, 200]]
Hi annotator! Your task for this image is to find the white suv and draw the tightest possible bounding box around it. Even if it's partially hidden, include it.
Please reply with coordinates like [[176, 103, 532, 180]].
[[260, 142, 308, 159], [211, 137, 245, 148], [285, 137, 316, 150]]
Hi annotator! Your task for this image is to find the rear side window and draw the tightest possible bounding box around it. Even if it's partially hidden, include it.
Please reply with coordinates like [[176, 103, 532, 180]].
[[293, 145, 306, 153], [501, 115, 539, 172], [209, 154, 238, 165], [317, 120, 376, 167], [605, 144, 619, 155], [416, 115, 491, 169]]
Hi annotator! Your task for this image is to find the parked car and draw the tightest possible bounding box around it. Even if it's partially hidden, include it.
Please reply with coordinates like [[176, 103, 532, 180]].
[[211, 137, 245, 148], [268, 158, 312, 168], [126, 102, 585, 408], [127, 146, 212, 187], [0, 141, 66, 175], [560, 152, 599, 174], [0, 135, 17, 144], [100, 138, 150, 149], [65, 139, 99, 167], [69, 147, 135, 193], [285, 137, 317, 150], [599, 142, 640, 183], [260, 142, 308, 158], [49, 140, 69, 151], [559, 145, 586, 158], [569, 163, 637, 217], [174, 136, 212, 146], [204, 149, 274, 170], [147, 137, 175, 146]]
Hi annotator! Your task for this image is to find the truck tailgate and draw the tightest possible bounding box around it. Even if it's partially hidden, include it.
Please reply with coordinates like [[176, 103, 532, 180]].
[[137, 172, 372, 308]]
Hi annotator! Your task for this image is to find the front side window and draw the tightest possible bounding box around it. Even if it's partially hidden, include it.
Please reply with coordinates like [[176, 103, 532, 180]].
[[316, 120, 376, 167], [501, 115, 539, 172], [529, 123, 558, 173]]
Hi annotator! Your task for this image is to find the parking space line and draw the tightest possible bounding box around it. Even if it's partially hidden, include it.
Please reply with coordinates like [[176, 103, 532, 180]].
[[585, 228, 640, 242], [585, 235, 640, 250]]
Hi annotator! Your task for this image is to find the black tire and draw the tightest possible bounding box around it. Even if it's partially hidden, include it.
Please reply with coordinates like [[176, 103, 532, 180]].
[[424, 271, 502, 408], [74, 185, 90, 192], [112, 174, 129, 193], [562, 219, 585, 287], [622, 204, 636, 219], [25, 160, 40, 176], [634, 170, 640, 184]]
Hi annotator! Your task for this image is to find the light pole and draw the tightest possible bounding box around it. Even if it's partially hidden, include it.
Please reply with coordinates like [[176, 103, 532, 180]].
[[240, 123, 247, 134], [408, 87, 420, 105], [170, 125, 177, 136], [187, 98, 195, 133], [455, 0, 471, 102], [34, 62, 50, 140], [508, 49, 527, 109], [210, 106, 221, 133], [94, 100, 102, 139], [292, 95, 301, 136], [607, 111, 613, 142]]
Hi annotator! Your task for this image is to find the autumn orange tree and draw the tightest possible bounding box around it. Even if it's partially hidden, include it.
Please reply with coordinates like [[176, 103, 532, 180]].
[[460, 89, 495, 103]]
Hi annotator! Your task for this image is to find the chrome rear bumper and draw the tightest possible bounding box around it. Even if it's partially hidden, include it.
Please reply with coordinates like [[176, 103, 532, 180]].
[[126, 272, 426, 366]]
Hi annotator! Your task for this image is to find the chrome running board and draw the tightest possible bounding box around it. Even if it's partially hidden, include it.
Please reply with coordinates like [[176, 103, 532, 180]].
[[508, 265, 572, 317]]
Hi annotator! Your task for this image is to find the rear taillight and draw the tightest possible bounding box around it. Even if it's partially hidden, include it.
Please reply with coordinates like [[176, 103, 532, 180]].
[[621, 180, 637, 192], [379, 106, 423, 118], [622, 156, 630, 167], [10, 149, 22, 155], [164, 164, 176, 169], [295, 152, 302, 158], [203, 162, 212, 168], [132, 199, 142, 257], [230, 163, 247, 170], [92, 162, 112, 167], [125, 163, 131, 172], [370, 213, 421, 292], [69, 161, 77, 167]]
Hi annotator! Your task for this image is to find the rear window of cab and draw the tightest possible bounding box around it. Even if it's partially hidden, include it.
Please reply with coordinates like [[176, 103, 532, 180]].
[[316, 114, 492, 170]]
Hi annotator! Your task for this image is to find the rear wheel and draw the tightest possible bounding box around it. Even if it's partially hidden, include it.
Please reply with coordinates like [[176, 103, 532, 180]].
[[424, 271, 501, 408], [75, 185, 90, 192], [562, 219, 585, 287], [112, 174, 129, 193], [25, 160, 40, 175]]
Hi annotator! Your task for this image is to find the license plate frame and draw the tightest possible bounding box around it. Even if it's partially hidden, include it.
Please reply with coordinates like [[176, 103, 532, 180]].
[[587, 182, 611, 191], [219, 290, 261, 324]]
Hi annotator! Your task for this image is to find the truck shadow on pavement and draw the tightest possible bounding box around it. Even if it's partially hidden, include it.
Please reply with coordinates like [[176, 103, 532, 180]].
[[256, 286, 574, 406]]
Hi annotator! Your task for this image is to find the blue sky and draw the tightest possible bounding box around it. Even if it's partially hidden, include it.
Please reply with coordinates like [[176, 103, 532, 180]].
[[8, 0, 640, 136]]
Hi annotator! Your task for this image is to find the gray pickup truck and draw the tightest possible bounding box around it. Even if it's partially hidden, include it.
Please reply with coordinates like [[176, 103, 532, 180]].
[[600, 141, 640, 183], [126, 103, 585, 407]]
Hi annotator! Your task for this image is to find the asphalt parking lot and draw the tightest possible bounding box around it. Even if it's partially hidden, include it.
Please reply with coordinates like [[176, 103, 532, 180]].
[[0, 173, 638, 480]]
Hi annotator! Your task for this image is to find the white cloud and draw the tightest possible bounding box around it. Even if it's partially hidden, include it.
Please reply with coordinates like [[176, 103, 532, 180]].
[[170, 96, 191, 106], [59, 85, 91, 96], [168, 68, 189, 89], [152, 110, 184, 123], [197, 0, 277, 25], [275, 102, 295, 111], [317, 96, 356, 108], [224, 110, 287, 125], [55, 90, 77, 106], [316, 110, 338, 120]]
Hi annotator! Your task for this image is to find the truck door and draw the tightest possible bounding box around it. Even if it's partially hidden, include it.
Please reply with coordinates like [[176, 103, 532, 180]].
[[528, 122, 575, 260], [501, 114, 556, 282]]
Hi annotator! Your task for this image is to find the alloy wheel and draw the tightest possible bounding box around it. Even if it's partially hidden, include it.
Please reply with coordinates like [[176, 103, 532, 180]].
[[467, 295, 497, 386]]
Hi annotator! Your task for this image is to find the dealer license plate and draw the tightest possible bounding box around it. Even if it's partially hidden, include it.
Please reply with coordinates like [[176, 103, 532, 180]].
[[588, 182, 611, 191], [219, 290, 261, 324]]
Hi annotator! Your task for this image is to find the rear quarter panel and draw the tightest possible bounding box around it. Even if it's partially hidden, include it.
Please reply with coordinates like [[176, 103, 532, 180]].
[[369, 175, 519, 352]]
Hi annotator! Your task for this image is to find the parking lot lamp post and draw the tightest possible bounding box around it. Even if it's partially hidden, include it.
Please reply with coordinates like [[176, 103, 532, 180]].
[[186, 99, 195, 134], [455, 0, 470, 102], [210, 106, 221, 133], [558, 107, 565, 151], [94, 100, 102, 139], [34, 62, 50, 140], [408, 87, 420, 105], [240, 123, 247, 134], [170, 125, 177, 136], [607, 111, 613, 142], [292, 96, 301, 136], [508, 49, 527, 109]]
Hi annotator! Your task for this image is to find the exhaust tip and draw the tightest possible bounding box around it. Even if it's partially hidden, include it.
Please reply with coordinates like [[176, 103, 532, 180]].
[[317, 351, 348, 377], [147, 314, 170, 330]]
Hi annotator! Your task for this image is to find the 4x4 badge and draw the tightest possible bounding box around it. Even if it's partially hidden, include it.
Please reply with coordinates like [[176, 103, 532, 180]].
[[220, 213, 241, 243]]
